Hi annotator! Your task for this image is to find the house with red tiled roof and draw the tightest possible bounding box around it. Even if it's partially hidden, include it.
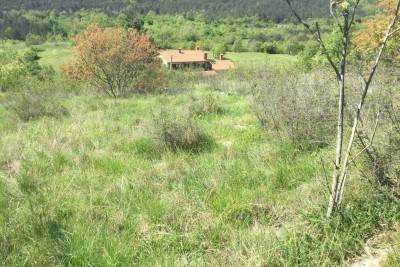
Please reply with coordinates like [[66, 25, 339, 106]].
[[158, 46, 235, 72], [211, 54, 235, 71]]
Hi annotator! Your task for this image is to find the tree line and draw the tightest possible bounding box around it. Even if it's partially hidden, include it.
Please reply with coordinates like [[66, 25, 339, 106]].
[[1, 0, 363, 22], [0, 8, 323, 56]]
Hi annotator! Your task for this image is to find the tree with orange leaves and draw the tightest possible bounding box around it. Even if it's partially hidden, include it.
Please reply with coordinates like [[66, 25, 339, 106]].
[[353, 0, 400, 62], [65, 24, 160, 97]]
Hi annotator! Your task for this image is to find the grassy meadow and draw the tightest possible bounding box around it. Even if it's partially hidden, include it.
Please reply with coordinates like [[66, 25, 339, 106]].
[[1, 41, 73, 69], [1, 41, 296, 70], [1, 43, 400, 266]]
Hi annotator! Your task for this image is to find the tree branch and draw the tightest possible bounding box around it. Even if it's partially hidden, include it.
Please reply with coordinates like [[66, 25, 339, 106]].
[[284, 0, 341, 80], [388, 26, 400, 37], [349, 109, 380, 165], [349, 0, 361, 29]]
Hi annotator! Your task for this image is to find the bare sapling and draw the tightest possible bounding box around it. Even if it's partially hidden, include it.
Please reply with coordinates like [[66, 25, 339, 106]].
[[283, 0, 400, 217]]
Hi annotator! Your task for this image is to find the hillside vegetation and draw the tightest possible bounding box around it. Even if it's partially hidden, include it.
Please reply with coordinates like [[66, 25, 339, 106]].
[[1, 42, 400, 264], [1, 0, 329, 22], [1, 0, 400, 266]]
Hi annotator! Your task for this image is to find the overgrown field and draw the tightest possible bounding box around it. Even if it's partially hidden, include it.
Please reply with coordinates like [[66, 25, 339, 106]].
[[1, 45, 400, 266]]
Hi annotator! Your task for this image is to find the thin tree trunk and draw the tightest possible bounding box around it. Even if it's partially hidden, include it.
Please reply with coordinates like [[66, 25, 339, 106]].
[[283, 0, 400, 218], [327, 8, 349, 217], [335, 1, 400, 206]]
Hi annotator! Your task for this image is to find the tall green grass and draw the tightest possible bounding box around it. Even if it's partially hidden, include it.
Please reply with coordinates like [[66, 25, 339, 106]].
[[0, 64, 399, 266]]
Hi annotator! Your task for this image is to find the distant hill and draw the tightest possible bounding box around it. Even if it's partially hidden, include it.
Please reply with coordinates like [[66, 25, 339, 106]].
[[1, 0, 331, 22]]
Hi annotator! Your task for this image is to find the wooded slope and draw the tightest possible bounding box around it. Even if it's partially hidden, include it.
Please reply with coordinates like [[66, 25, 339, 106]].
[[1, 0, 330, 22]]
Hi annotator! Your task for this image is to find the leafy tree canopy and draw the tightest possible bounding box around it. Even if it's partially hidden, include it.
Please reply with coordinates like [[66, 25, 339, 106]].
[[353, 0, 400, 63], [62, 24, 161, 97]]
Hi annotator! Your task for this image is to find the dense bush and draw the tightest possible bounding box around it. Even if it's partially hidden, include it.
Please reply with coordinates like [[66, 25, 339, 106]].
[[260, 42, 280, 54], [0, 49, 55, 92], [190, 92, 224, 117], [251, 69, 337, 149], [151, 107, 213, 152], [2, 80, 69, 121], [284, 42, 305, 55], [296, 41, 321, 70], [25, 33, 46, 46], [0, 51, 26, 92]]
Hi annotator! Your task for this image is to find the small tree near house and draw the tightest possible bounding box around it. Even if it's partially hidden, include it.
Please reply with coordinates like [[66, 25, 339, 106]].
[[63, 24, 161, 97]]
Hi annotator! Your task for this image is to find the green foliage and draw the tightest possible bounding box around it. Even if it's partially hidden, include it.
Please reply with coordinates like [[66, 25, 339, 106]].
[[284, 42, 305, 55], [190, 92, 224, 117], [25, 33, 46, 46], [0, 49, 54, 91], [296, 41, 320, 70], [0, 9, 335, 56], [322, 27, 343, 65], [0, 0, 335, 23], [2, 79, 69, 121], [296, 27, 352, 70], [211, 43, 228, 59], [232, 37, 246, 52], [260, 42, 279, 54], [0, 51, 25, 92]]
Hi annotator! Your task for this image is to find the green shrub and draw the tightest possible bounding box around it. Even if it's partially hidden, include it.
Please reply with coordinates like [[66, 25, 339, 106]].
[[37, 65, 56, 81], [151, 108, 214, 152], [261, 42, 279, 54], [190, 92, 224, 117], [296, 41, 320, 70], [3, 83, 69, 121], [25, 33, 46, 46], [0, 51, 25, 92], [284, 42, 305, 55], [0, 49, 55, 92]]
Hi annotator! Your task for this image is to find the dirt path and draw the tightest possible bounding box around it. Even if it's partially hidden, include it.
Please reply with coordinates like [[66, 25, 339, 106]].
[[351, 248, 388, 267], [350, 234, 389, 267]]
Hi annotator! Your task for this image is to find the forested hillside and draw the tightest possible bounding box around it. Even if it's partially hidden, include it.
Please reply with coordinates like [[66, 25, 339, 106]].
[[1, 0, 330, 22]]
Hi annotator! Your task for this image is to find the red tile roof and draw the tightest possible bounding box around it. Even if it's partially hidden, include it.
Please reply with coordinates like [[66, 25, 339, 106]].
[[159, 49, 208, 63], [159, 47, 235, 71], [211, 59, 235, 70]]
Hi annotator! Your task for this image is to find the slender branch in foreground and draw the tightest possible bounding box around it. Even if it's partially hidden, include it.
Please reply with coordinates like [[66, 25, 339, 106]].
[[349, 0, 361, 29], [349, 109, 380, 165], [336, 1, 400, 206], [284, 0, 341, 80], [388, 26, 400, 37]]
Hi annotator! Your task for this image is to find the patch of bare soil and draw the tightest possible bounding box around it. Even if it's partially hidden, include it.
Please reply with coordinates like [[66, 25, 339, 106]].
[[349, 234, 389, 267]]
